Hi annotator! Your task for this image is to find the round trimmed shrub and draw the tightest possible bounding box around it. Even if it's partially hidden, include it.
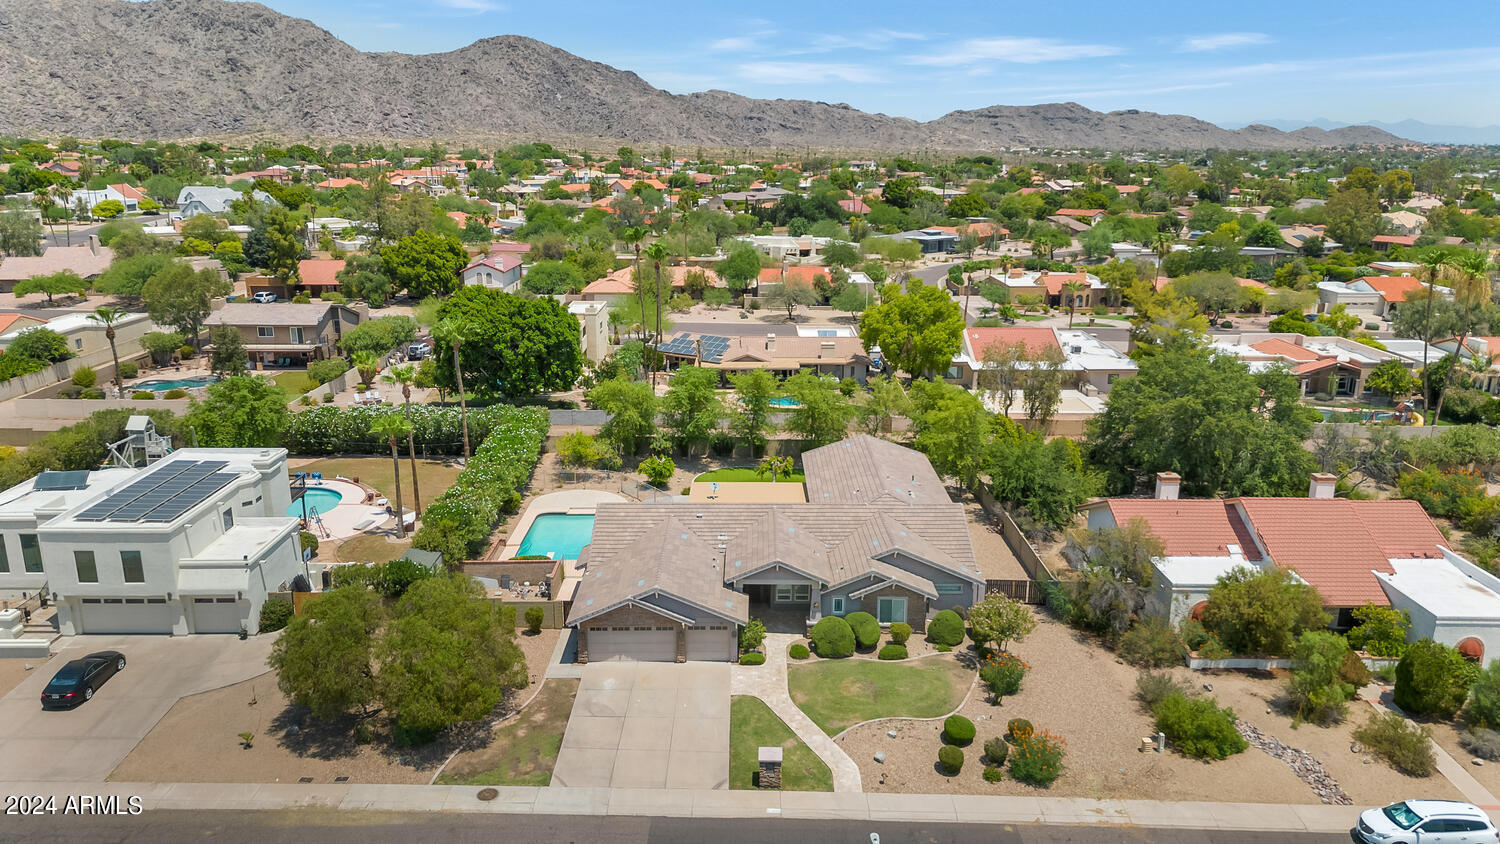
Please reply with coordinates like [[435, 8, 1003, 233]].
[[258, 597, 293, 633], [878, 643, 907, 660], [889, 622, 912, 645], [1007, 718, 1034, 743], [739, 652, 766, 666], [929, 609, 965, 647], [937, 744, 964, 775], [809, 616, 855, 658], [524, 605, 545, 634], [789, 643, 810, 660], [984, 737, 1009, 766], [163, 388, 188, 399], [299, 530, 319, 556], [118, 361, 139, 379], [846, 611, 880, 649], [131, 390, 155, 400], [944, 715, 976, 746], [982, 765, 1004, 782]]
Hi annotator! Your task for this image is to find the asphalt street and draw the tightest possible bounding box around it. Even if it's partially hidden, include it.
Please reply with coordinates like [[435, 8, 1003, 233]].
[[39, 213, 168, 248], [1, 809, 1358, 844]]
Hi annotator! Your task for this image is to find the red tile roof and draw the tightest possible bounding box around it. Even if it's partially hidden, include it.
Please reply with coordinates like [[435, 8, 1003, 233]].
[[1249, 338, 1320, 362], [1054, 208, 1106, 218], [1357, 275, 1425, 303], [964, 326, 1058, 359], [297, 259, 345, 287], [316, 177, 362, 189], [1373, 234, 1418, 247], [839, 198, 870, 214], [758, 266, 830, 286], [464, 253, 523, 273], [1039, 272, 1090, 296], [1103, 500, 1262, 560]]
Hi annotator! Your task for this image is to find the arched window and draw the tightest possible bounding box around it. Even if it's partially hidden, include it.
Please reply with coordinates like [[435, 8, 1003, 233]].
[[1458, 637, 1485, 662]]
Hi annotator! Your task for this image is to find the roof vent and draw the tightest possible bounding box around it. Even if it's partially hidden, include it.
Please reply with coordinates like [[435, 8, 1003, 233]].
[[681, 533, 689, 540], [695, 513, 703, 519], [637, 578, 646, 586]]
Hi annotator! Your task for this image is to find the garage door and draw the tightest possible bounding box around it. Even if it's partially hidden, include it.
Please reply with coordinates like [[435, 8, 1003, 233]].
[[587, 627, 676, 662], [686, 626, 733, 661], [189, 597, 245, 634], [78, 597, 173, 635]]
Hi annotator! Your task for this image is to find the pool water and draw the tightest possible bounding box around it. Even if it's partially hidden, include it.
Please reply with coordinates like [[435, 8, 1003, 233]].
[[769, 397, 802, 407], [288, 487, 343, 518], [135, 375, 220, 391], [517, 513, 596, 560]]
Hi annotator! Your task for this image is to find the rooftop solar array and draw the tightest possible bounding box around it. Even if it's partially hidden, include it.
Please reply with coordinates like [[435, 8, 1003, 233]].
[[655, 333, 732, 363], [33, 470, 91, 491], [75, 460, 235, 524]]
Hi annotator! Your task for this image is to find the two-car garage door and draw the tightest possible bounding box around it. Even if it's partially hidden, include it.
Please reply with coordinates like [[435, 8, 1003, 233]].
[[586, 627, 677, 662], [78, 597, 173, 634]]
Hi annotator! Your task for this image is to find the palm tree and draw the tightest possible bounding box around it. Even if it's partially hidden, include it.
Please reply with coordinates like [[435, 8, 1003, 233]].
[[643, 241, 670, 386], [1061, 280, 1088, 328], [369, 415, 414, 539], [52, 184, 74, 246], [1151, 231, 1174, 284], [1414, 248, 1461, 422], [88, 306, 129, 396], [620, 226, 648, 339], [31, 186, 54, 245], [436, 318, 471, 460], [1434, 251, 1496, 425], [381, 363, 422, 517], [350, 350, 380, 388]]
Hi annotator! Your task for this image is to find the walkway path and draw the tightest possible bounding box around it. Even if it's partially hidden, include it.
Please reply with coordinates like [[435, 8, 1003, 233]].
[[730, 633, 863, 793], [1360, 687, 1500, 808]]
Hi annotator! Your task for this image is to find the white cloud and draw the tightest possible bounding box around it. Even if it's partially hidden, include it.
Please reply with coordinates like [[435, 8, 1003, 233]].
[[905, 36, 1121, 66], [711, 36, 761, 51], [1178, 32, 1271, 53], [736, 61, 882, 84], [433, 0, 502, 11]]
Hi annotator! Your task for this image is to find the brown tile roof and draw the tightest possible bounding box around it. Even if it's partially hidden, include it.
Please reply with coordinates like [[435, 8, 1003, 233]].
[[1103, 500, 1263, 560], [296, 259, 345, 288], [0, 244, 115, 283], [205, 302, 344, 327], [803, 434, 951, 506], [964, 326, 1058, 359], [1249, 338, 1320, 362], [758, 266, 830, 286]]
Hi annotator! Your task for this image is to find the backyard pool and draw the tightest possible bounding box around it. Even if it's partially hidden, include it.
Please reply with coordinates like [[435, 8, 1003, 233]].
[[769, 397, 802, 407], [287, 487, 343, 519], [134, 375, 220, 391], [517, 513, 596, 560]]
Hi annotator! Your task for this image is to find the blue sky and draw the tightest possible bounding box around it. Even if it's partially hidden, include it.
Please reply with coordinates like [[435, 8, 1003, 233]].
[[258, 0, 1500, 127]]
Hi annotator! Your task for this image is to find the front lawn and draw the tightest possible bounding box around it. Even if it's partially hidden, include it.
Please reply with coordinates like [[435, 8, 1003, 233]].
[[789, 656, 973, 736], [294, 456, 465, 513], [270, 371, 317, 401], [695, 467, 806, 483], [729, 696, 832, 791], [437, 678, 577, 786]]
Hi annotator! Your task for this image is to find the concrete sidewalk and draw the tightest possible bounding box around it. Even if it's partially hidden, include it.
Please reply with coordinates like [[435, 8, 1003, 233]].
[[5, 780, 1372, 832]]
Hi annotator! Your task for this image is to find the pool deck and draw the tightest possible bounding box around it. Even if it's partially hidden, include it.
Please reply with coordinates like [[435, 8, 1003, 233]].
[[500, 490, 625, 602], [293, 478, 404, 540], [688, 481, 806, 504]]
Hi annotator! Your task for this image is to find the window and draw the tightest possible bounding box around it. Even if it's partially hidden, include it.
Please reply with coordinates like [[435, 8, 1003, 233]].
[[194, 598, 214, 604], [0, 538, 8, 573], [20, 534, 41, 573], [876, 596, 907, 624], [289, 327, 304, 344], [81, 598, 101, 604], [74, 550, 97, 583], [215, 597, 235, 603], [829, 597, 845, 615], [222, 509, 235, 530], [936, 582, 964, 595], [74, 338, 83, 350], [257, 326, 274, 338], [774, 584, 811, 603], [120, 550, 144, 583]]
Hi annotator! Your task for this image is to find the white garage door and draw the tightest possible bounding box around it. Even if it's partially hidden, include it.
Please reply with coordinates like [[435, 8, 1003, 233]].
[[189, 597, 245, 634], [686, 626, 734, 661], [78, 597, 173, 635], [587, 627, 676, 662]]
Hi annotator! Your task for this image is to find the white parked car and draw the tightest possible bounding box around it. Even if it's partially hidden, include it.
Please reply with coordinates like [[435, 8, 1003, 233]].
[[407, 341, 432, 360], [251, 291, 277, 304], [1354, 800, 1498, 843]]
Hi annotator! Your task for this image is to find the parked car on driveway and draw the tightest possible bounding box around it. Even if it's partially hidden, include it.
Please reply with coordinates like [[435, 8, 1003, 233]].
[[251, 291, 277, 304], [1354, 800, 1498, 843], [40, 651, 126, 709], [407, 341, 432, 360]]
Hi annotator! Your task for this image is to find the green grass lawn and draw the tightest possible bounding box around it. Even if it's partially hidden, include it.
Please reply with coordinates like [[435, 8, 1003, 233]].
[[437, 679, 576, 786], [789, 657, 973, 736], [695, 467, 807, 483], [295, 455, 465, 515], [729, 696, 832, 791], [329, 533, 410, 564], [270, 371, 317, 402], [1017, 314, 1050, 322]]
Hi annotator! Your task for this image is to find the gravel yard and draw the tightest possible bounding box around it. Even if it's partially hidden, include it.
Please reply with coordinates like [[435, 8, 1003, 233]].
[[1428, 720, 1500, 796], [0, 655, 50, 699], [835, 609, 1443, 803], [962, 497, 1030, 580]]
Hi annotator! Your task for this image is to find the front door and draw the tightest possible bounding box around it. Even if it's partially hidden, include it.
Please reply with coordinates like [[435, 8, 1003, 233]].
[[876, 596, 907, 624]]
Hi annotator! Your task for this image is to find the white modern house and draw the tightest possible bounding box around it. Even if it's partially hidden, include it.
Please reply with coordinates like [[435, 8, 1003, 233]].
[[0, 447, 305, 636]]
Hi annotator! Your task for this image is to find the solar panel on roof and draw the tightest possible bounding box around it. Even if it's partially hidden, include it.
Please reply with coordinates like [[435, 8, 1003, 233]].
[[33, 470, 91, 491], [74, 460, 235, 523]]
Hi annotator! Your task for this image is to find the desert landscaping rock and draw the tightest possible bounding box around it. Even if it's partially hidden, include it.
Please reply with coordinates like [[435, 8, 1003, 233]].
[[1235, 721, 1353, 806]]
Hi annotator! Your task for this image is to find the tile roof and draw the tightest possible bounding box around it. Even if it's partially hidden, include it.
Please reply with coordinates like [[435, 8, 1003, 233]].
[[758, 266, 831, 286], [463, 253, 523, 273], [1356, 276, 1425, 303], [1103, 500, 1263, 560], [205, 302, 343, 327], [0, 313, 45, 334], [802, 434, 952, 506], [296, 258, 345, 288], [964, 326, 1059, 359], [0, 244, 115, 283], [1373, 235, 1418, 246], [582, 265, 723, 296], [1249, 338, 1321, 362]]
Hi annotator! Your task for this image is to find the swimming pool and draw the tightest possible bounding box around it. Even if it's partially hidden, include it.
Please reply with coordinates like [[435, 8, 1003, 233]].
[[134, 375, 220, 391], [769, 396, 802, 407], [516, 513, 595, 560], [288, 487, 343, 519]]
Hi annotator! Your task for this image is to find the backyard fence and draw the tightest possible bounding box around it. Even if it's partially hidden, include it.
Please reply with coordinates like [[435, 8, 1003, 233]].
[[984, 579, 1045, 605], [976, 487, 1056, 583], [496, 599, 567, 629]]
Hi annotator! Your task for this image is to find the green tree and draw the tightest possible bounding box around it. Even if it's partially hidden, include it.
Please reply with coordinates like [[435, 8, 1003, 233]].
[[1324, 188, 1382, 248], [6, 327, 71, 362], [587, 378, 658, 454], [95, 252, 173, 298], [859, 374, 912, 437], [13, 270, 88, 304], [1366, 359, 1418, 399], [1028, 223, 1071, 260], [909, 380, 995, 492], [1315, 303, 1361, 338], [522, 260, 584, 295], [719, 243, 763, 294], [430, 286, 582, 398], [781, 372, 853, 446], [383, 230, 466, 299], [370, 415, 414, 539], [91, 199, 125, 219], [140, 330, 184, 367], [727, 369, 776, 451], [660, 365, 723, 454], [87, 305, 130, 395], [0, 209, 44, 257], [143, 263, 230, 349], [185, 375, 289, 447], [257, 205, 304, 283], [858, 281, 964, 378], [821, 241, 861, 268], [1170, 272, 1240, 318], [338, 315, 418, 356], [1393, 638, 1475, 719], [267, 586, 382, 720], [831, 283, 869, 317], [1162, 163, 1204, 202], [763, 280, 818, 320], [966, 594, 1037, 653], [336, 253, 393, 307], [1286, 631, 1355, 725], [1200, 567, 1329, 657]]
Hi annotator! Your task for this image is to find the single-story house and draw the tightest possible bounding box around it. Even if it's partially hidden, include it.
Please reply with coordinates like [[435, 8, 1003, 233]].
[[175, 186, 275, 219], [0, 237, 114, 293], [655, 331, 871, 383], [890, 229, 959, 254], [952, 325, 1137, 394]]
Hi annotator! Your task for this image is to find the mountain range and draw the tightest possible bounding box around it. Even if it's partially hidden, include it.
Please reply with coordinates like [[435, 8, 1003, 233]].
[[0, 0, 1412, 151], [1227, 118, 1500, 146]]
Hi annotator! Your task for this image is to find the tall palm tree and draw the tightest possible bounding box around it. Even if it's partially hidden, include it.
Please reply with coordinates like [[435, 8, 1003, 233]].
[[381, 363, 422, 517], [369, 415, 414, 539], [52, 184, 74, 246], [643, 241, 670, 386], [1151, 231, 1174, 285], [619, 226, 648, 339], [1434, 251, 1496, 425], [87, 306, 129, 396], [31, 186, 54, 245], [1061, 280, 1088, 328], [1414, 248, 1460, 422], [436, 318, 471, 460]]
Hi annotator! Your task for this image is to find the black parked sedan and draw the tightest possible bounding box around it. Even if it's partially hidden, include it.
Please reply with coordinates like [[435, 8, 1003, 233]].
[[40, 651, 126, 709]]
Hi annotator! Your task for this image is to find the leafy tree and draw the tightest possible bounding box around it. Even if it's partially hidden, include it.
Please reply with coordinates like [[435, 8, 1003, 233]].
[[557, 431, 608, 472], [1286, 631, 1356, 725], [727, 369, 776, 450], [1017, 344, 1065, 433], [1027, 224, 1071, 259], [91, 199, 125, 219], [522, 260, 584, 295], [1393, 638, 1476, 719], [1200, 567, 1328, 657], [858, 281, 964, 378], [430, 287, 582, 398], [0, 209, 44, 257], [339, 315, 418, 356], [185, 375, 289, 447], [256, 206, 305, 283], [1315, 303, 1361, 338], [1324, 188, 1382, 248], [1366, 359, 1417, 399], [1346, 603, 1411, 658], [881, 177, 918, 209], [382, 230, 466, 299], [1162, 163, 1204, 202], [859, 374, 912, 437], [781, 372, 853, 446], [909, 379, 994, 491], [587, 378, 657, 454], [967, 594, 1036, 653], [267, 586, 382, 720], [96, 252, 173, 298], [6, 327, 71, 362], [143, 263, 229, 349], [13, 270, 88, 304], [140, 330, 184, 366], [718, 243, 762, 293], [639, 454, 676, 487], [1170, 272, 1239, 317], [821, 241, 860, 268], [336, 253, 393, 307], [660, 365, 723, 454], [763, 280, 818, 320]]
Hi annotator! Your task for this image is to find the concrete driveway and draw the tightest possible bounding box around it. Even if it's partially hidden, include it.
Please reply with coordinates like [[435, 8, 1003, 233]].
[[0, 634, 275, 782], [551, 662, 730, 790]]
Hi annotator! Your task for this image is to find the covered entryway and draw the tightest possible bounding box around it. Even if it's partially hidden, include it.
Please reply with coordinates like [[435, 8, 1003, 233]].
[[585, 626, 676, 662], [685, 625, 734, 661], [188, 596, 245, 634], [76, 597, 173, 635]]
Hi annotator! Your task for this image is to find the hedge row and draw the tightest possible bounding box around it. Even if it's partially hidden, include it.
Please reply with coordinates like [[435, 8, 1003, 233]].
[[409, 406, 549, 563], [282, 404, 527, 456]]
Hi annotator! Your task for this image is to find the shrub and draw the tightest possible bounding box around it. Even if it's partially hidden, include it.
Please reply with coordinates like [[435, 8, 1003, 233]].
[[1135, 671, 1195, 713], [1340, 650, 1372, 688], [71, 366, 97, 388], [1118, 618, 1186, 668], [299, 530, 319, 556], [1178, 619, 1212, 650], [878, 643, 907, 660], [944, 715, 976, 746], [80, 387, 105, 399], [1353, 711, 1436, 776], [1009, 729, 1066, 787], [1286, 630, 1356, 726], [846, 611, 880, 649], [1200, 567, 1329, 657], [934, 644, 952, 652], [1007, 719, 1033, 743], [937, 744, 964, 775], [1394, 638, 1477, 719], [983, 737, 1009, 766], [163, 388, 188, 399], [739, 618, 767, 653], [307, 358, 351, 385], [131, 390, 154, 400], [789, 643, 810, 660], [809, 616, 855, 658], [179, 344, 196, 359], [118, 361, 138, 379], [1374, 664, 1397, 685], [524, 605, 545, 634], [1042, 580, 1074, 621], [929, 609, 965, 647], [739, 652, 766, 665], [982, 765, 1004, 782], [979, 652, 1028, 701], [1461, 728, 1500, 761], [639, 454, 675, 487], [1196, 633, 1232, 660], [889, 622, 912, 644], [258, 597, 293, 633], [1347, 603, 1412, 658], [1153, 692, 1247, 761], [1464, 660, 1500, 730]]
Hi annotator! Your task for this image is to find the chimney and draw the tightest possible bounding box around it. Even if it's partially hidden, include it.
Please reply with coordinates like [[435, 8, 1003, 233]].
[[88, 234, 100, 255], [1154, 472, 1181, 500], [1309, 473, 1337, 499], [766, 333, 776, 352]]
